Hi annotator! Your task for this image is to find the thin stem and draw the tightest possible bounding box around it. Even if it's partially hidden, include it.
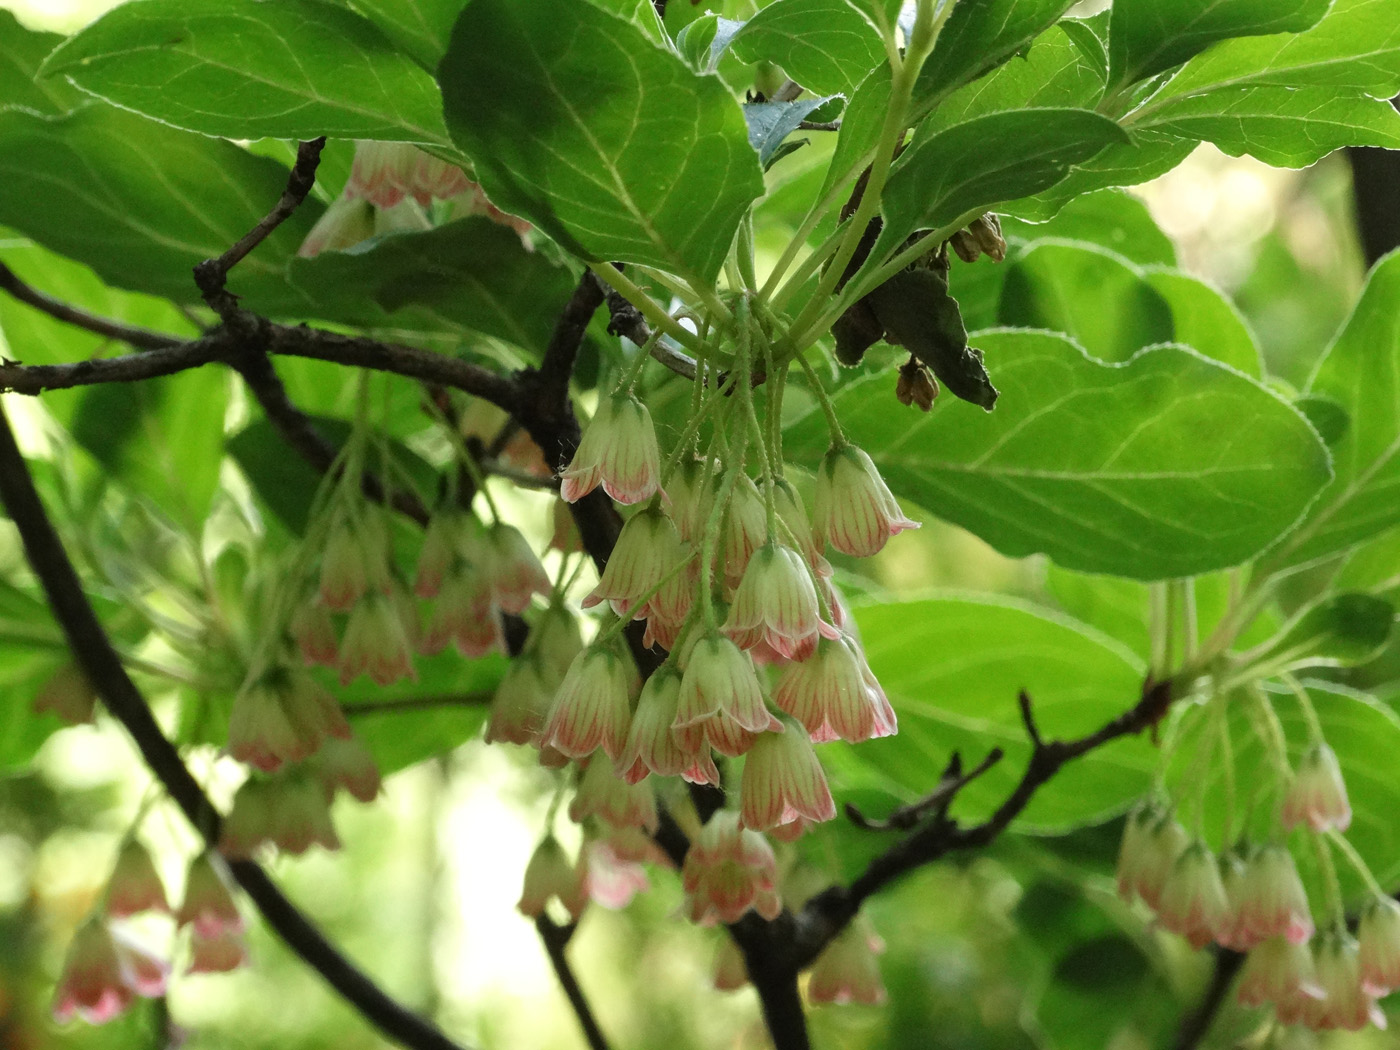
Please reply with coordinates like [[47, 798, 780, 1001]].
[[1326, 829, 1387, 899], [794, 352, 845, 446], [589, 264, 704, 354], [1311, 830, 1347, 930], [1282, 673, 1325, 744]]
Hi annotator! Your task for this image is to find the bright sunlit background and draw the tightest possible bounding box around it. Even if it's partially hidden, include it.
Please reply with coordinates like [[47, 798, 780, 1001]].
[[0, 1, 1381, 1048]]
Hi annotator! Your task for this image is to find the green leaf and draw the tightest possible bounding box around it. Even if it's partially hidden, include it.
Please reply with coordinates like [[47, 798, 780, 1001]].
[[730, 0, 885, 96], [1270, 252, 1400, 568], [743, 96, 837, 166], [817, 63, 891, 201], [1243, 592, 1394, 670], [228, 416, 438, 534], [920, 25, 1107, 133], [1044, 566, 1153, 659], [1142, 268, 1263, 377], [338, 0, 466, 67], [1002, 189, 1177, 267], [676, 14, 745, 74], [785, 331, 1332, 579], [236, 218, 577, 354], [439, 0, 764, 282], [831, 595, 1153, 833], [1107, 0, 1333, 91], [914, 0, 1078, 114], [875, 109, 1129, 261], [42, 0, 449, 145], [588, 0, 668, 45], [1010, 131, 1197, 222], [341, 654, 505, 775], [1133, 86, 1400, 167], [1155, 0, 1400, 101], [0, 106, 317, 302], [998, 241, 1175, 363], [0, 10, 82, 116], [71, 370, 231, 530]]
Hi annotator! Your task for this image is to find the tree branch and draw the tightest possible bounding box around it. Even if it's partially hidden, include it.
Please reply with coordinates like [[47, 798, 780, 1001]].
[[535, 916, 612, 1050], [0, 261, 185, 350], [0, 400, 472, 1050]]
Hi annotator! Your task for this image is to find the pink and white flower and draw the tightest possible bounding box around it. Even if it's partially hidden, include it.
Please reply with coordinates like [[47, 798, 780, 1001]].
[[340, 594, 417, 685], [1306, 932, 1386, 1031], [105, 840, 169, 918], [34, 663, 97, 725], [484, 523, 551, 614], [228, 667, 351, 772], [720, 474, 768, 587], [739, 724, 837, 832], [1237, 936, 1322, 1008], [1131, 812, 1190, 910], [713, 937, 749, 991], [674, 633, 781, 756], [560, 394, 660, 506], [518, 837, 588, 920], [813, 444, 919, 558], [421, 562, 503, 658], [186, 928, 249, 975], [619, 666, 720, 786], [584, 507, 685, 619], [1359, 897, 1400, 995], [568, 756, 660, 832], [297, 196, 376, 258], [1156, 842, 1228, 949], [290, 600, 339, 667], [219, 771, 341, 859], [1238, 844, 1313, 946], [808, 917, 887, 1006], [176, 853, 244, 938], [1282, 743, 1351, 833], [51, 919, 161, 1025], [772, 636, 896, 743], [314, 734, 383, 803], [724, 543, 837, 661], [681, 812, 781, 925], [541, 647, 634, 761], [485, 656, 555, 747]]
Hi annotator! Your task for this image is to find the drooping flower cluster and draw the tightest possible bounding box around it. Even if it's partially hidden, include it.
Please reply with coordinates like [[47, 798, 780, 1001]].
[[299, 141, 531, 258], [1116, 733, 1394, 1033]]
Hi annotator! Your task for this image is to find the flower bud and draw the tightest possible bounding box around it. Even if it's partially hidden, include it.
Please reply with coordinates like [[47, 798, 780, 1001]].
[[485, 523, 550, 614], [725, 543, 837, 661], [1308, 931, 1386, 1031], [719, 473, 767, 587], [1359, 897, 1400, 995], [772, 636, 895, 743], [1238, 844, 1313, 946], [314, 734, 383, 802], [713, 937, 749, 991], [290, 600, 339, 668], [51, 920, 140, 1024], [1132, 812, 1189, 909], [298, 196, 375, 258], [340, 594, 417, 685], [568, 757, 659, 832], [739, 724, 837, 832], [584, 506, 683, 619], [518, 837, 588, 920], [485, 655, 555, 747], [620, 666, 720, 785], [345, 141, 418, 208], [895, 358, 938, 411], [674, 633, 781, 755], [1237, 936, 1322, 1008], [541, 647, 634, 761], [176, 853, 244, 938], [1157, 842, 1228, 949]]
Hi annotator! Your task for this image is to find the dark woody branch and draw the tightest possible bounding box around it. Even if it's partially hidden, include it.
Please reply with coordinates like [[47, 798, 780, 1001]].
[[0, 260, 184, 351], [535, 916, 612, 1050], [0, 401, 474, 1050]]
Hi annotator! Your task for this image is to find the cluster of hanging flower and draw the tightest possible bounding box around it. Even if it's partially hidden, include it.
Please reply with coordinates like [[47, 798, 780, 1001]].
[[494, 373, 913, 993], [298, 141, 531, 258], [52, 842, 247, 1026], [1117, 743, 1400, 1031]]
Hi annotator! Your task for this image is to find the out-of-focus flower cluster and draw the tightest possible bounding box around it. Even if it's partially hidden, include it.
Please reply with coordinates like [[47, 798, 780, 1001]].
[[1117, 741, 1398, 1032]]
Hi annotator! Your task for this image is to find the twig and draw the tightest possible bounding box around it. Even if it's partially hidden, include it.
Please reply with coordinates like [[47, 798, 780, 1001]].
[[536, 916, 611, 1050], [0, 400, 472, 1050], [0, 262, 184, 350], [1172, 948, 1244, 1050], [796, 120, 841, 132], [845, 747, 1004, 831], [193, 137, 327, 317]]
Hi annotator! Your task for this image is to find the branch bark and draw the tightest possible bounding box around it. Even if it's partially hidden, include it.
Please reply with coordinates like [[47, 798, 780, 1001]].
[[535, 917, 612, 1050], [0, 261, 184, 350], [1172, 948, 1244, 1050], [0, 400, 472, 1050]]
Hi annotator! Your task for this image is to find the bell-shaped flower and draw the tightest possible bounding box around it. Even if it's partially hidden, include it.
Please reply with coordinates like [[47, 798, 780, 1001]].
[[584, 507, 682, 619], [584, 835, 650, 910], [290, 601, 339, 668], [813, 444, 919, 558], [298, 196, 375, 258], [229, 667, 351, 772], [1237, 936, 1323, 1008], [720, 474, 767, 587], [485, 656, 555, 747], [344, 141, 418, 208], [485, 523, 550, 614], [568, 757, 659, 832], [176, 853, 244, 938], [219, 771, 341, 859], [373, 197, 431, 237], [725, 543, 837, 661], [1114, 804, 1156, 904], [318, 516, 389, 611], [1238, 844, 1313, 946], [619, 667, 720, 785], [773, 636, 895, 743], [533, 604, 585, 679], [1216, 850, 1254, 952], [1282, 743, 1351, 832], [766, 476, 823, 569], [1307, 932, 1386, 1031], [1132, 811, 1190, 910], [421, 562, 503, 658], [550, 497, 583, 553], [1359, 897, 1400, 995], [313, 734, 383, 803], [560, 393, 660, 506], [340, 594, 417, 685], [105, 840, 169, 918], [541, 647, 634, 761], [667, 458, 715, 542], [739, 723, 837, 832], [681, 812, 781, 925], [808, 917, 887, 1006], [1156, 842, 1228, 949], [409, 151, 471, 204], [674, 633, 781, 756], [517, 837, 588, 920], [51, 920, 138, 1024], [34, 663, 97, 725], [110, 928, 169, 998], [413, 507, 469, 598], [186, 928, 249, 975]]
